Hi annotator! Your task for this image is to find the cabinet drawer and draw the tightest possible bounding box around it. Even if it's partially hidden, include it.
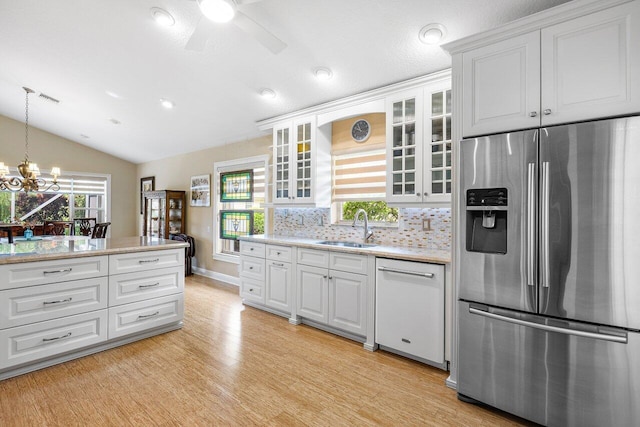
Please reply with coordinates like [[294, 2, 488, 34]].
[[108, 266, 184, 307], [0, 256, 108, 291], [108, 294, 184, 340], [330, 252, 368, 275], [0, 310, 108, 369], [0, 277, 108, 329], [240, 276, 265, 304], [239, 256, 265, 280], [109, 249, 184, 275], [240, 241, 266, 258], [266, 244, 293, 262], [297, 248, 329, 268]]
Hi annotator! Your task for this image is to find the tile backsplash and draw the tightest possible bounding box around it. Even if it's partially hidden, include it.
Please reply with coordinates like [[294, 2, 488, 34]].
[[273, 208, 451, 251]]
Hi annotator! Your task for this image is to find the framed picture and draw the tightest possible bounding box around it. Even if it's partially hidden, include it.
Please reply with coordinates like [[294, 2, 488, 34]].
[[190, 174, 211, 207], [140, 176, 155, 214]]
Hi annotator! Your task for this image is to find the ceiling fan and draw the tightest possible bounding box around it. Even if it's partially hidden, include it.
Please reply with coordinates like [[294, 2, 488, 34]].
[[186, 0, 287, 54]]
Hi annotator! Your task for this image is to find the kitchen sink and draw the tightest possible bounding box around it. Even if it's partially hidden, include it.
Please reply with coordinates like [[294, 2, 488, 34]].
[[317, 240, 376, 248]]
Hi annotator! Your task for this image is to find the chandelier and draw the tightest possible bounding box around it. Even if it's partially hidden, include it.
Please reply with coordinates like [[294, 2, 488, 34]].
[[0, 87, 60, 192]]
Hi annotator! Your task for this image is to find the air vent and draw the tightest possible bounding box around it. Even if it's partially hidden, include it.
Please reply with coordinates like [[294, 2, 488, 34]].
[[38, 93, 60, 104]]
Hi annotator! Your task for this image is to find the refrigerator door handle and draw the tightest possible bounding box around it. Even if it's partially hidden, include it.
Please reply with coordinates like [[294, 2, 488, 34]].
[[541, 161, 550, 288], [469, 307, 628, 344], [527, 162, 536, 287]]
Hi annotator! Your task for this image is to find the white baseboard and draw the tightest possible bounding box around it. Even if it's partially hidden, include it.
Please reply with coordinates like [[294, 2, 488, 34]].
[[191, 267, 240, 287]]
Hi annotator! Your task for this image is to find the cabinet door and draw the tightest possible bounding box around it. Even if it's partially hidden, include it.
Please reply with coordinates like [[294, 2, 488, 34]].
[[541, 1, 640, 126], [296, 264, 327, 323], [266, 261, 292, 313], [385, 90, 424, 204], [462, 31, 541, 137], [273, 124, 292, 204], [328, 270, 367, 336], [424, 84, 453, 204], [292, 119, 315, 205]]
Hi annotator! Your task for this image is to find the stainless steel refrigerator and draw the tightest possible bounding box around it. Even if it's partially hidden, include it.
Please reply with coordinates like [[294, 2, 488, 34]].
[[457, 116, 640, 426]]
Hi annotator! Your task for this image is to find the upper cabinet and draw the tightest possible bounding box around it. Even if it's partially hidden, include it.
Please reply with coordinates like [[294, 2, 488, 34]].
[[460, 0, 640, 137], [272, 116, 331, 207], [385, 80, 452, 206]]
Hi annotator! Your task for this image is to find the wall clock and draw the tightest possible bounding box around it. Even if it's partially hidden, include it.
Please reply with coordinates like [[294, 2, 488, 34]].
[[351, 119, 371, 142]]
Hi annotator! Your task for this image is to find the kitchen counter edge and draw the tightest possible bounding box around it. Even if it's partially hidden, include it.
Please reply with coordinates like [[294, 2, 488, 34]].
[[239, 235, 451, 264], [0, 236, 189, 265]]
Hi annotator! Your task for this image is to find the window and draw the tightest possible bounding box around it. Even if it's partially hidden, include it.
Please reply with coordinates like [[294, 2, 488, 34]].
[[213, 155, 268, 262], [0, 170, 110, 231], [332, 147, 398, 225]]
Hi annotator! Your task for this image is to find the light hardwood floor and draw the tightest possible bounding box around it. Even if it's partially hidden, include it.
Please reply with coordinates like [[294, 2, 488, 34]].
[[0, 275, 533, 426]]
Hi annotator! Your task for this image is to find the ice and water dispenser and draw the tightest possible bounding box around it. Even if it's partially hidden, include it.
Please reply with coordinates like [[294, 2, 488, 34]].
[[465, 188, 508, 254]]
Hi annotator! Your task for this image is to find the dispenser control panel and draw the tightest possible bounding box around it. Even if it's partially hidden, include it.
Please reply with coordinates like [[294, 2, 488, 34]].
[[466, 188, 508, 207]]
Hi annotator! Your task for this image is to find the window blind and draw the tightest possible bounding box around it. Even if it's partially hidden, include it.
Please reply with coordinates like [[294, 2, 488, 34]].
[[332, 148, 386, 201]]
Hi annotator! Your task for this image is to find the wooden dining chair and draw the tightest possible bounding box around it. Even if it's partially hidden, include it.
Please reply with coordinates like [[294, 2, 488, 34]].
[[45, 221, 74, 236], [91, 222, 111, 238], [73, 217, 97, 236]]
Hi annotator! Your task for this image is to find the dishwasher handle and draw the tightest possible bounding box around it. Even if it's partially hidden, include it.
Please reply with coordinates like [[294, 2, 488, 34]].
[[377, 266, 434, 279]]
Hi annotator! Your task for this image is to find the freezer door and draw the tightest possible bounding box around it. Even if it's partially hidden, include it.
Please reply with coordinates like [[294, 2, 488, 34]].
[[459, 130, 538, 312], [458, 301, 640, 427], [540, 117, 640, 329]]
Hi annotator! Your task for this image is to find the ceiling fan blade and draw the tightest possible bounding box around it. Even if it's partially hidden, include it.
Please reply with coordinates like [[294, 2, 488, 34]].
[[233, 11, 287, 54], [185, 16, 216, 51]]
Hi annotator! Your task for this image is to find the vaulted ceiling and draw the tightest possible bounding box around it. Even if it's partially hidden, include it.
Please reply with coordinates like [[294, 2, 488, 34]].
[[0, 0, 570, 163]]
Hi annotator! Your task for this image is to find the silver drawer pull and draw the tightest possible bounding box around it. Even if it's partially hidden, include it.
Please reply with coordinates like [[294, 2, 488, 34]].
[[377, 266, 434, 279], [401, 338, 411, 344], [139, 282, 160, 289], [138, 258, 160, 264], [43, 268, 72, 275], [137, 311, 160, 320], [43, 297, 73, 305], [272, 262, 284, 267], [42, 332, 72, 342]]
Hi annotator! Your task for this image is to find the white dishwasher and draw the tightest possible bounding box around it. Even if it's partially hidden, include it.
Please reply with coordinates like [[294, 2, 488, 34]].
[[375, 258, 445, 368]]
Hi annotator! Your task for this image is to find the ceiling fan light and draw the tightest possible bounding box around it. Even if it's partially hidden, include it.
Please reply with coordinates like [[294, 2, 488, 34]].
[[199, 0, 236, 23]]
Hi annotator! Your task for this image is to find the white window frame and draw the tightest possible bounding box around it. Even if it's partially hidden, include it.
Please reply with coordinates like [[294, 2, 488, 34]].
[[212, 155, 269, 264]]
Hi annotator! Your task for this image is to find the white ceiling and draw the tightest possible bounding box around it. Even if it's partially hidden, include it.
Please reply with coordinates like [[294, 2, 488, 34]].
[[0, 0, 570, 164]]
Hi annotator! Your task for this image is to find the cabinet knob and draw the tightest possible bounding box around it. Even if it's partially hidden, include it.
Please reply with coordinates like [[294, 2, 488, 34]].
[[249, 248, 254, 251], [249, 288, 254, 292], [424, 192, 429, 196], [323, 275, 328, 279], [529, 111, 538, 117], [329, 276, 333, 280], [416, 193, 420, 197], [276, 251, 281, 255], [543, 109, 552, 115], [249, 266, 253, 270]]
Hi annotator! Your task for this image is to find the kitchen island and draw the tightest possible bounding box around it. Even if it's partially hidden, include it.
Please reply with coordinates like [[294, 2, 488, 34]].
[[0, 236, 188, 380]]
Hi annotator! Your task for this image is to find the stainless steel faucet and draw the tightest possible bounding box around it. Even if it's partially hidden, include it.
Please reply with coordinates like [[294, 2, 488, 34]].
[[352, 209, 373, 242]]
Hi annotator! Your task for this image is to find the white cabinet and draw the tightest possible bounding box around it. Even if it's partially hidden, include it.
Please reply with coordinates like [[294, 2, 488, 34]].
[[265, 260, 292, 313], [272, 117, 331, 207], [462, 1, 640, 137], [296, 248, 368, 337], [385, 82, 452, 206], [239, 241, 293, 314], [376, 258, 445, 366]]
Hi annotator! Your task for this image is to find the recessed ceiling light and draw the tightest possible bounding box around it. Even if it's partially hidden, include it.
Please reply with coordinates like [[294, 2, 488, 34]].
[[259, 88, 276, 99], [150, 7, 175, 27], [198, 0, 236, 23], [160, 98, 175, 109], [419, 23, 447, 45], [106, 90, 122, 99], [314, 67, 333, 81]]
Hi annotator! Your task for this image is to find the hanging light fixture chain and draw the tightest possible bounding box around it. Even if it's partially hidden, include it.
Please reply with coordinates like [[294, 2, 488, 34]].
[[23, 87, 34, 162]]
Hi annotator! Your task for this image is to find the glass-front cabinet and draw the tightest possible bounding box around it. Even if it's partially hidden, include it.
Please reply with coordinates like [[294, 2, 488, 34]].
[[272, 116, 331, 207], [385, 81, 452, 206], [143, 190, 186, 239]]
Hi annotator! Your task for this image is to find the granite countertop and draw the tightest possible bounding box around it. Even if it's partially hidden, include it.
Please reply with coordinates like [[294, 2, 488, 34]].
[[239, 235, 451, 264], [0, 236, 189, 265]]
